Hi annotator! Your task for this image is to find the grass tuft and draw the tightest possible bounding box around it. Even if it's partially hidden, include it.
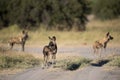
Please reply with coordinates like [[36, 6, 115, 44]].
[[91, 54, 120, 68], [0, 52, 42, 70], [106, 56, 120, 67], [55, 56, 92, 70]]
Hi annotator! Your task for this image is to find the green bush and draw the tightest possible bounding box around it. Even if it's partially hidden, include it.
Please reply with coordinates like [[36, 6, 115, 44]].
[[92, 0, 120, 20]]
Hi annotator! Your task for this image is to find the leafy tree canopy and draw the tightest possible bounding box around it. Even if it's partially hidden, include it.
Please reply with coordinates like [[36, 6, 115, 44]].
[[0, 0, 91, 31]]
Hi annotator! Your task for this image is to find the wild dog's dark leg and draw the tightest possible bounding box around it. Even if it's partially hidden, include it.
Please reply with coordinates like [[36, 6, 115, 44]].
[[44, 55, 47, 66], [51, 54, 54, 65], [52, 54, 56, 64], [54, 54, 56, 64], [44, 52, 50, 66], [99, 48, 102, 58], [43, 47, 48, 67], [22, 42, 25, 51], [43, 53, 48, 67], [43, 51, 46, 67], [22, 43, 24, 51], [93, 45, 96, 54], [93, 48, 96, 54], [104, 42, 107, 52], [46, 54, 50, 66], [10, 43, 14, 49], [44, 55, 46, 64], [95, 49, 97, 54]]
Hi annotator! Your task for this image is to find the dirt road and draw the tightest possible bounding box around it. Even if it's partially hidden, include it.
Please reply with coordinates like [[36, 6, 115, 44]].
[[1, 45, 120, 80], [15, 45, 120, 59], [9, 66, 120, 80]]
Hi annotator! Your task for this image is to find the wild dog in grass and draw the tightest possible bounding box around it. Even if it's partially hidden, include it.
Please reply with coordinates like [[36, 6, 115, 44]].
[[93, 32, 113, 56], [43, 36, 57, 67], [8, 30, 28, 51]]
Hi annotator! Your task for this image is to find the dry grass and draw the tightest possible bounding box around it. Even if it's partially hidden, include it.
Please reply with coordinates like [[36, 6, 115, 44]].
[[87, 19, 120, 45], [87, 18, 120, 28], [91, 53, 120, 68], [0, 18, 120, 47], [0, 51, 42, 70], [55, 55, 91, 70], [104, 54, 120, 67], [0, 50, 42, 74]]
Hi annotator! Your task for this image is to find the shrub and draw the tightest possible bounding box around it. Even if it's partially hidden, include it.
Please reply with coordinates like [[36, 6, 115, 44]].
[[92, 0, 120, 20]]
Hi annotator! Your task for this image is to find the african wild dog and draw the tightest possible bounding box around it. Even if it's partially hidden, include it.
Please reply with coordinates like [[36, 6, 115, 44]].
[[93, 32, 113, 55], [43, 36, 57, 66], [8, 30, 28, 51]]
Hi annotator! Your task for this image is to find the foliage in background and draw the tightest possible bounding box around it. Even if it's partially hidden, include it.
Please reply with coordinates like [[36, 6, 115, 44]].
[[92, 0, 120, 20], [0, 0, 91, 31]]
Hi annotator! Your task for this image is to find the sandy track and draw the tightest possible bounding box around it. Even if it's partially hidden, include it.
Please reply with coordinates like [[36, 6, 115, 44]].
[[14, 45, 120, 59], [9, 66, 120, 80]]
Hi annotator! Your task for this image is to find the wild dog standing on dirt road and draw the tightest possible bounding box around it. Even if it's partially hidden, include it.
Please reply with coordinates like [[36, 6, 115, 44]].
[[8, 30, 28, 51], [43, 36, 57, 66], [93, 32, 113, 55]]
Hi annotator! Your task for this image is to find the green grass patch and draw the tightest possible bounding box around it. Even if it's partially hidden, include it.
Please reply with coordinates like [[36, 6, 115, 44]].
[[0, 52, 42, 70], [106, 56, 120, 67], [0, 25, 21, 43], [55, 56, 92, 70], [91, 54, 120, 68]]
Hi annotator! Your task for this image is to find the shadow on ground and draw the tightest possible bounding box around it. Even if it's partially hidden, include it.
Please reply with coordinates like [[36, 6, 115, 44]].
[[67, 63, 81, 71], [91, 59, 110, 67]]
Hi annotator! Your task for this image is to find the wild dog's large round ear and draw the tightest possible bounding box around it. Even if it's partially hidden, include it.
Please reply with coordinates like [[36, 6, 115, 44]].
[[48, 36, 50, 39], [22, 30, 25, 34], [106, 32, 110, 36], [22, 30, 28, 34], [24, 25, 29, 33], [52, 36, 56, 41], [48, 36, 52, 40]]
